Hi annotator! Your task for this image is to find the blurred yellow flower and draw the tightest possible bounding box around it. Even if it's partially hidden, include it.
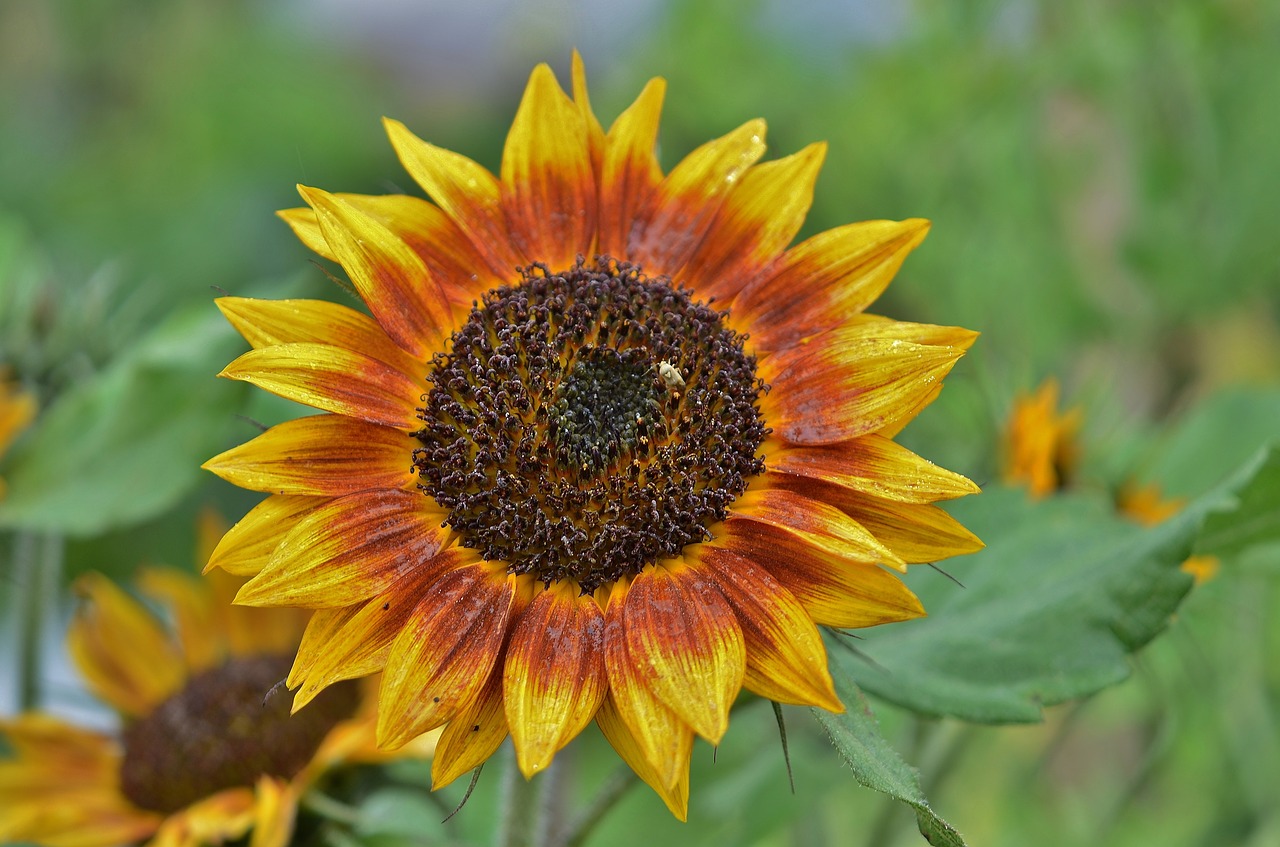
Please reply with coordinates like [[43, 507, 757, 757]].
[[1002, 378, 1081, 498], [0, 513, 433, 847]]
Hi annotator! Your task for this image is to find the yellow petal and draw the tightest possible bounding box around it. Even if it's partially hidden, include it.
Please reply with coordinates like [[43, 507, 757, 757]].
[[766, 434, 979, 503], [204, 494, 322, 577], [681, 142, 826, 302], [384, 118, 523, 277], [717, 519, 926, 629], [135, 568, 220, 673], [734, 219, 931, 353], [67, 574, 186, 717], [248, 776, 300, 847], [761, 326, 975, 445], [237, 489, 452, 608], [621, 562, 745, 745], [570, 51, 606, 182], [215, 297, 425, 376], [432, 670, 510, 789], [500, 63, 596, 270], [287, 548, 470, 710], [602, 579, 692, 789], [219, 343, 423, 431], [692, 545, 843, 712], [627, 119, 767, 277], [732, 486, 905, 569], [297, 185, 455, 358], [595, 695, 690, 821], [599, 78, 666, 257], [377, 564, 522, 748], [503, 583, 608, 777], [203, 415, 415, 496]]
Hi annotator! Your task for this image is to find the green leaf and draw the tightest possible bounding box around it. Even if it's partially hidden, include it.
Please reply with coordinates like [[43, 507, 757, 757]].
[[1197, 448, 1280, 559], [352, 787, 451, 839], [812, 672, 967, 847], [0, 302, 247, 536], [837, 447, 1278, 723]]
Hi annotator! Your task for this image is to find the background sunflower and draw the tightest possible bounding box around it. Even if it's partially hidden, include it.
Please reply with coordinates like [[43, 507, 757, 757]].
[[0, 516, 431, 847]]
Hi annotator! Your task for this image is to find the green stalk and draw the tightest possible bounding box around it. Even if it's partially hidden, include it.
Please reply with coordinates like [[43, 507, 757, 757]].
[[11, 531, 60, 711], [498, 743, 544, 847]]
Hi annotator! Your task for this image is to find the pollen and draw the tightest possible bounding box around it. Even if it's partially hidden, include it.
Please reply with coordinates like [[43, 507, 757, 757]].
[[413, 258, 768, 591]]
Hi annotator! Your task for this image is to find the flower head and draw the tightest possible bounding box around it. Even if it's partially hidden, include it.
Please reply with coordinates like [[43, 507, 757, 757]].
[[1002, 378, 1081, 498], [0, 514, 417, 847], [203, 56, 981, 818]]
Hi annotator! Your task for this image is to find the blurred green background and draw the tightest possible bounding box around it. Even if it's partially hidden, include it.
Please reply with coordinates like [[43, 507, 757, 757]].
[[1, 0, 1278, 845]]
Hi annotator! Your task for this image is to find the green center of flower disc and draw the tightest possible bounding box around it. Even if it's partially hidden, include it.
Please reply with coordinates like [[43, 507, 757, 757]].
[[414, 258, 768, 592], [119, 655, 359, 813]]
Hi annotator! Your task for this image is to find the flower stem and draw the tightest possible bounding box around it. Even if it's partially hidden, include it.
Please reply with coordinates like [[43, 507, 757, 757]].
[[552, 765, 640, 847], [497, 743, 543, 847], [302, 789, 364, 826], [10, 531, 60, 711]]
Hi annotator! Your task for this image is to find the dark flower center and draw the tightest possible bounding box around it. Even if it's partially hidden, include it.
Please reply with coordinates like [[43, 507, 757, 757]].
[[119, 655, 359, 813], [414, 258, 768, 592]]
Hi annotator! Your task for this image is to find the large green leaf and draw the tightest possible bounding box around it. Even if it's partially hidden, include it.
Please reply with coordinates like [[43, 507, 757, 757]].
[[837, 447, 1279, 723], [812, 673, 967, 846], [0, 302, 247, 536]]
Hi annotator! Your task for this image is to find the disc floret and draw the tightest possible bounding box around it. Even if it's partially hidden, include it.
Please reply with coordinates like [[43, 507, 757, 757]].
[[414, 259, 768, 591]]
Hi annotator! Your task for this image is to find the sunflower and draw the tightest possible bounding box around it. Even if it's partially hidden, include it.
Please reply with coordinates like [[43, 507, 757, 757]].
[[0, 369, 37, 499], [203, 56, 982, 818], [0, 515, 424, 847], [1002, 378, 1081, 498]]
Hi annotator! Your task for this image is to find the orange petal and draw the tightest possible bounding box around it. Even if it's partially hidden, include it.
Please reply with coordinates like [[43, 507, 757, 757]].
[[731, 486, 904, 568], [595, 695, 690, 821], [377, 564, 523, 748], [500, 63, 596, 270], [622, 562, 745, 744], [503, 583, 607, 776], [432, 662, 509, 789], [717, 519, 925, 629], [681, 142, 826, 302], [219, 343, 423, 431], [203, 415, 415, 496], [287, 547, 472, 710], [766, 434, 979, 503], [627, 119, 767, 277], [384, 118, 523, 277], [135, 568, 220, 673], [692, 546, 843, 712], [236, 489, 452, 608], [67, 574, 186, 717], [571, 51, 606, 179], [602, 580, 693, 789], [205, 495, 323, 577], [215, 297, 425, 376], [734, 219, 931, 353], [761, 325, 975, 445], [297, 185, 454, 359], [598, 77, 666, 257]]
